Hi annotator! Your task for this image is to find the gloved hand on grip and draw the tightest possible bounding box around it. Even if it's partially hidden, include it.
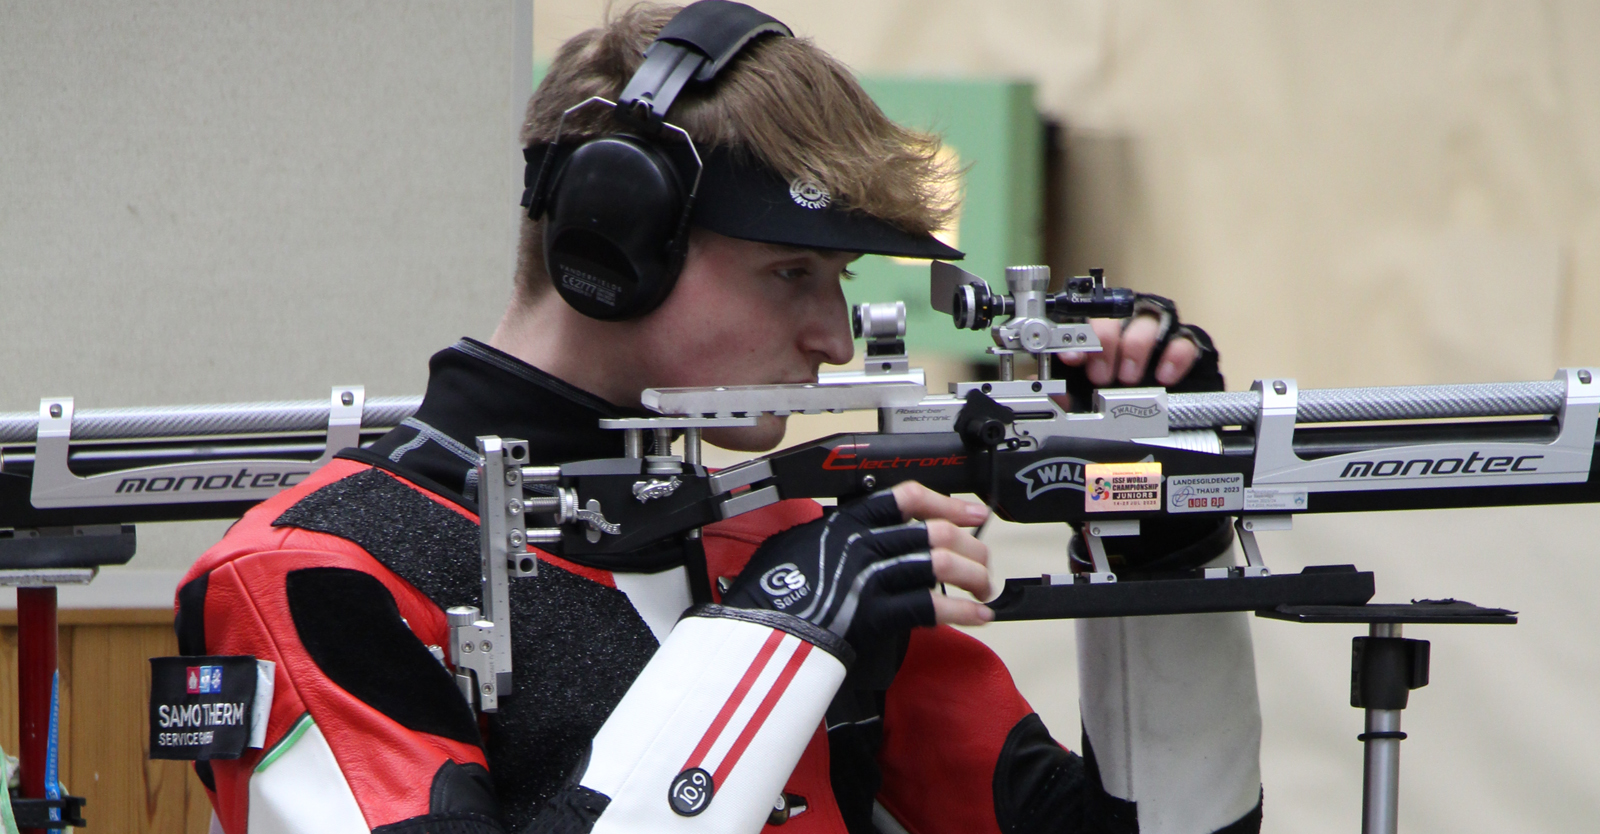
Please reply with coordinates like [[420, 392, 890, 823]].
[[721, 483, 994, 652]]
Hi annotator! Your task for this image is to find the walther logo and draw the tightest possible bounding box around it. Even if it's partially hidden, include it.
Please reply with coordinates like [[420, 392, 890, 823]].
[[1014, 457, 1092, 500], [1338, 452, 1543, 479], [116, 467, 309, 494], [1109, 403, 1161, 419]]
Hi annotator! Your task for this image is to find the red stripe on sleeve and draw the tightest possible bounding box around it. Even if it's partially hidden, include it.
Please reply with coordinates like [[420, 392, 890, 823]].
[[682, 629, 786, 770], [712, 641, 814, 787]]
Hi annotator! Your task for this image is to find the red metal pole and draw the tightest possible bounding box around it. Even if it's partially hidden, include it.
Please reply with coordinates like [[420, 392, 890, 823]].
[[18, 586, 57, 834]]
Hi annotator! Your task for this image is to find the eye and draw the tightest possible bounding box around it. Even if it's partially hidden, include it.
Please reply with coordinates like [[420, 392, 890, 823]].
[[774, 266, 810, 281], [841, 267, 858, 281]]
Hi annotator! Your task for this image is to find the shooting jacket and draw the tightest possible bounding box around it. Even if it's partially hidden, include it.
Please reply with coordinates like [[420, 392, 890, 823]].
[[177, 338, 1263, 834]]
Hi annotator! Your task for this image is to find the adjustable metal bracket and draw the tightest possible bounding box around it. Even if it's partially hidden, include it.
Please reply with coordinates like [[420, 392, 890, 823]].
[[449, 437, 558, 713], [1220, 514, 1287, 578], [1047, 519, 1140, 585]]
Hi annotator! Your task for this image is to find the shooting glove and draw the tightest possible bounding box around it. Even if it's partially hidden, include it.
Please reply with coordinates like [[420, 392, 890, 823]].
[[1058, 292, 1224, 406], [721, 489, 936, 651], [1056, 294, 1234, 573]]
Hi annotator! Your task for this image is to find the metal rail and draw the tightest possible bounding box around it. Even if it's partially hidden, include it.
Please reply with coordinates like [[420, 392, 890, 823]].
[[0, 379, 1572, 444]]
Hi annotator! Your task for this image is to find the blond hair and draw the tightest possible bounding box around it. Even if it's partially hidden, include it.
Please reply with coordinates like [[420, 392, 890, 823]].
[[513, 2, 959, 300]]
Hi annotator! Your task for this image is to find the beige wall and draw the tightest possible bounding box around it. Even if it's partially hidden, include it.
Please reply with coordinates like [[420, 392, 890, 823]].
[[4, 2, 1599, 832]]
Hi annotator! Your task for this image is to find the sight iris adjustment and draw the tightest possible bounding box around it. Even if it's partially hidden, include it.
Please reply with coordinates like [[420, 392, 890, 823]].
[[944, 263, 1136, 332]]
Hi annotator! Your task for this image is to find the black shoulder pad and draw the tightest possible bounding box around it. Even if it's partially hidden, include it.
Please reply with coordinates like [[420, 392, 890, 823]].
[[176, 572, 210, 656], [274, 466, 483, 610], [286, 567, 480, 747]]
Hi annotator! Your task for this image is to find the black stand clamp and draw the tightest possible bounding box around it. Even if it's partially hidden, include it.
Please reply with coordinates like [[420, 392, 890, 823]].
[[11, 793, 88, 828], [1260, 600, 1516, 834]]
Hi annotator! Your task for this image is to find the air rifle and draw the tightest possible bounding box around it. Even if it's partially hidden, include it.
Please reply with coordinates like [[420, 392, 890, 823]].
[[2, 263, 1596, 598], [8, 263, 1581, 832]]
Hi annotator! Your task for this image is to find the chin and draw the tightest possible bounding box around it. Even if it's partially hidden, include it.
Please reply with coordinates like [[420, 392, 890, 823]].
[[703, 414, 789, 453]]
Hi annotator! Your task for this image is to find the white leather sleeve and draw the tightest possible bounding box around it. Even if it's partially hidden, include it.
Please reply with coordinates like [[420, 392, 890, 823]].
[[577, 607, 849, 834], [1077, 549, 1264, 834], [246, 715, 369, 834]]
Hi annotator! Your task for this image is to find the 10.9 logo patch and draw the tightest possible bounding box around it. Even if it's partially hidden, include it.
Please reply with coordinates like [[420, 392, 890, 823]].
[[670, 767, 715, 816]]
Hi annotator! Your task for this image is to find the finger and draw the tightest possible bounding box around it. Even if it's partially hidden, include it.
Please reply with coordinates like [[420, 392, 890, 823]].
[[890, 481, 989, 526], [855, 590, 937, 637], [871, 551, 938, 594], [861, 521, 930, 559], [1117, 314, 1163, 385], [1055, 349, 1087, 366], [845, 488, 909, 527], [1153, 334, 1201, 386], [932, 593, 996, 626], [1084, 318, 1124, 386], [925, 519, 989, 566], [931, 547, 992, 601]]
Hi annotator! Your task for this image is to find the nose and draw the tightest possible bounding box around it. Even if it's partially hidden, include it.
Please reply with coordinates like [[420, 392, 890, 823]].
[[800, 278, 855, 368]]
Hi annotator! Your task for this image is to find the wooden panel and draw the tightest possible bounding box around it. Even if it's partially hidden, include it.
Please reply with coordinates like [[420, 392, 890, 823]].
[[0, 609, 175, 627], [0, 625, 16, 761], [0, 610, 210, 833]]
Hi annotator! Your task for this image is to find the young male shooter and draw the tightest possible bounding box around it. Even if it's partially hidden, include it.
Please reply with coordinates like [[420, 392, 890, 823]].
[[176, 3, 1261, 832]]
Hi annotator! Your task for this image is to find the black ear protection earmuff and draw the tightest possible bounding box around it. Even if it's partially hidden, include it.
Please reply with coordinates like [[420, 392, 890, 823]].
[[521, 1, 792, 321]]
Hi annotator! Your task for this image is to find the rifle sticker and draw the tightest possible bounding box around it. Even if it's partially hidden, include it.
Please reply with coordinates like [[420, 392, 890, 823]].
[[1084, 463, 1162, 512], [1167, 473, 1244, 513], [1243, 487, 1308, 511]]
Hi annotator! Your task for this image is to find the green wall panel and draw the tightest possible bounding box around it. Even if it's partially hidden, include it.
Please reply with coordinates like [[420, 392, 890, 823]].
[[852, 78, 1043, 359]]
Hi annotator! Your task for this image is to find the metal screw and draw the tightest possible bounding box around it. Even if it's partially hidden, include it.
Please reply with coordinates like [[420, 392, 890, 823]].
[[462, 642, 475, 654], [1077, 332, 1087, 343], [48, 403, 62, 418], [508, 499, 523, 514], [505, 469, 519, 485], [340, 390, 354, 406], [981, 383, 992, 394], [881, 362, 892, 371], [1273, 380, 1288, 395], [508, 530, 525, 548], [1581, 370, 1593, 385], [482, 683, 493, 695], [480, 641, 492, 653], [862, 475, 877, 489], [1031, 381, 1042, 392]]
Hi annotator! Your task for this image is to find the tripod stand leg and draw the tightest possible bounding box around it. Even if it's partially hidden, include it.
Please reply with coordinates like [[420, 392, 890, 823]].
[[1362, 706, 1403, 834], [1355, 621, 1421, 834]]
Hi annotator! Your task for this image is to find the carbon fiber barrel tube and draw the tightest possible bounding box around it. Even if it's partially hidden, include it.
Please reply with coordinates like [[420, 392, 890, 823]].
[[0, 396, 421, 443], [1168, 380, 1565, 429]]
